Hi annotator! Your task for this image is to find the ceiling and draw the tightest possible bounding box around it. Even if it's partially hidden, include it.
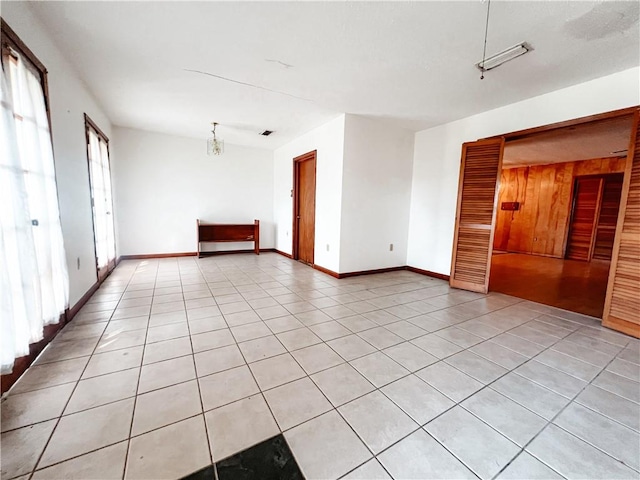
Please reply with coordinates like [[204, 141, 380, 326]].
[[27, 1, 640, 149], [503, 115, 634, 166]]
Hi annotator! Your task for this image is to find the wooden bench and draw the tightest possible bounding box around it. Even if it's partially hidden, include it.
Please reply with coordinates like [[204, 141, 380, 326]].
[[196, 219, 260, 257]]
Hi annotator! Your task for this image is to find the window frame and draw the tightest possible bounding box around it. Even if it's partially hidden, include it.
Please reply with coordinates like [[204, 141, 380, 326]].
[[1, 18, 52, 137], [84, 113, 116, 281]]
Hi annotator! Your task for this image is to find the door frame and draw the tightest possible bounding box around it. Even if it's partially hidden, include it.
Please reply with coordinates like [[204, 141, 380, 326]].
[[292, 150, 317, 264], [454, 105, 638, 318], [84, 113, 117, 283]]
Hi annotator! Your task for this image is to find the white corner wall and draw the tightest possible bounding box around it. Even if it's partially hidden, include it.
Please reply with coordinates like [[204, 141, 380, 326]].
[[340, 115, 414, 273], [273, 115, 346, 272], [111, 127, 274, 256], [2, 3, 113, 307], [407, 66, 640, 276]]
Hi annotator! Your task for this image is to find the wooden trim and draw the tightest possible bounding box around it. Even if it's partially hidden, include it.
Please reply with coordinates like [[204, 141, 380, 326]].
[[602, 109, 639, 333], [84, 113, 117, 281], [1, 319, 65, 394], [274, 249, 293, 259], [602, 315, 640, 338], [66, 281, 100, 321], [484, 106, 638, 141], [449, 138, 505, 294], [1, 18, 53, 145], [312, 264, 340, 278], [84, 113, 110, 143], [338, 266, 407, 278], [406, 266, 451, 281], [292, 150, 317, 262]]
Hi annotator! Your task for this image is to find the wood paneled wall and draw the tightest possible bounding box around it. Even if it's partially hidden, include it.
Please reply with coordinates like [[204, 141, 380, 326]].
[[494, 157, 626, 258]]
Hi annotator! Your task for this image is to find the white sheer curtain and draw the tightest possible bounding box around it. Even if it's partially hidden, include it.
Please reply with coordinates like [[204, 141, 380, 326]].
[[0, 50, 69, 374], [87, 130, 115, 269]]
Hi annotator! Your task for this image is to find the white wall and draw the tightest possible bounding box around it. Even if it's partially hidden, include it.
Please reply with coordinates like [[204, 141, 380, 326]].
[[111, 127, 274, 255], [273, 115, 345, 272], [2, 3, 113, 307], [340, 115, 414, 272], [407, 66, 640, 276]]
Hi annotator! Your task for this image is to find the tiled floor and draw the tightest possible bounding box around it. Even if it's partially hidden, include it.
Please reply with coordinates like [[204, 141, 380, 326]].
[[2, 253, 639, 480]]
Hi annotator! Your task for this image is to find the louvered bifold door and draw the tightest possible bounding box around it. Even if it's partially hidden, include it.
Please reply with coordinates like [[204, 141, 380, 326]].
[[450, 138, 505, 293], [603, 110, 640, 337]]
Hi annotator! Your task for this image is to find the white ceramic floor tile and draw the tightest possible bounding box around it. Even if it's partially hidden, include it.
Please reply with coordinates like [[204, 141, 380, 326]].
[[310, 363, 375, 407], [381, 374, 454, 425], [426, 406, 520, 479], [350, 352, 409, 388], [11, 357, 89, 394], [496, 452, 563, 479], [383, 342, 438, 372], [1, 383, 75, 432], [462, 388, 547, 446], [132, 380, 202, 435], [527, 424, 637, 479], [32, 441, 128, 480], [1, 420, 56, 479], [378, 429, 476, 480], [238, 335, 287, 363], [194, 344, 245, 378], [138, 355, 196, 393], [205, 395, 279, 461], [554, 402, 640, 471], [126, 415, 211, 479], [291, 343, 344, 374], [199, 365, 260, 411], [66, 368, 139, 414], [339, 390, 418, 454], [285, 410, 371, 480], [264, 377, 332, 430], [342, 459, 391, 480], [491, 372, 570, 420], [39, 398, 134, 468], [415, 361, 483, 403], [248, 353, 306, 391]]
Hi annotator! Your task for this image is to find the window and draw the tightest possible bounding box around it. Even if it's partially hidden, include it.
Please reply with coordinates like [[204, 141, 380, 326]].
[[1, 19, 69, 373], [85, 115, 116, 281]]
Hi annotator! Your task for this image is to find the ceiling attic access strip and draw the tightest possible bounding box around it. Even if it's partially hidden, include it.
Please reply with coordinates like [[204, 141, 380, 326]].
[[450, 106, 639, 338]]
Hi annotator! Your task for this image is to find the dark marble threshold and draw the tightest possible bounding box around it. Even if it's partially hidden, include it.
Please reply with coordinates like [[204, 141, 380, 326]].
[[181, 434, 304, 480]]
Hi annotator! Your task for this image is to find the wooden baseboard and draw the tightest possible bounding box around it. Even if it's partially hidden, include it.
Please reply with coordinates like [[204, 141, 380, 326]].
[[274, 249, 293, 259], [405, 265, 450, 281], [1, 316, 65, 394], [199, 248, 276, 257], [339, 266, 406, 278], [66, 280, 100, 321], [312, 264, 340, 278]]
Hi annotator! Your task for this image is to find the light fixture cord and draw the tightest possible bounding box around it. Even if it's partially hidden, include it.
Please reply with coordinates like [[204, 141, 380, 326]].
[[480, 0, 491, 80]]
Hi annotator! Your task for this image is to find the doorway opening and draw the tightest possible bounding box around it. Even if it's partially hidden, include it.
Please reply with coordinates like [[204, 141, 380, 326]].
[[292, 150, 316, 266], [85, 114, 116, 283], [488, 115, 632, 317], [450, 107, 638, 334]]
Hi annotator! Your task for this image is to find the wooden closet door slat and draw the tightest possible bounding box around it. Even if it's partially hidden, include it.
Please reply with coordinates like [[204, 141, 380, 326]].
[[450, 138, 504, 293], [603, 110, 640, 337]]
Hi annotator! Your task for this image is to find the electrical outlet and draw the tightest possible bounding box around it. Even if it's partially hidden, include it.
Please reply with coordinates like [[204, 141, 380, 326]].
[[77, 257, 81, 270], [389, 243, 394, 252], [326, 244, 330, 251]]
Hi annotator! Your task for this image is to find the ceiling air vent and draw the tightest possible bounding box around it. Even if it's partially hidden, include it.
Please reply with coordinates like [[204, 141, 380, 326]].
[[260, 130, 274, 136]]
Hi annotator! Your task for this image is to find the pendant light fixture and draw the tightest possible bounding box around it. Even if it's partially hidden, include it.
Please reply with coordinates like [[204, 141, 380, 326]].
[[207, 122, 224, 156]]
